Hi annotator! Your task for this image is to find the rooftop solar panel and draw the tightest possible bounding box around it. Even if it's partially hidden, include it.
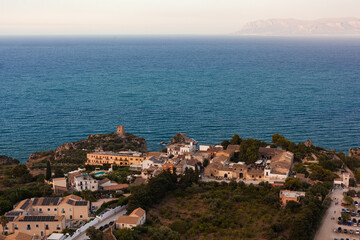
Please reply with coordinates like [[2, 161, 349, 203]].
[[20, 199, 30, 210], [20, 216, 57, 222], [6, 211, 21, 216], [75, 201, 87, 206], [33, 198, 39, 205]]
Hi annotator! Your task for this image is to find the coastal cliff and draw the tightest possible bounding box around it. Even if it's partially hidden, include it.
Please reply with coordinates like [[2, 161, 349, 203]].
[[0, 155, 20, 165], [26, 132, 147, 167]]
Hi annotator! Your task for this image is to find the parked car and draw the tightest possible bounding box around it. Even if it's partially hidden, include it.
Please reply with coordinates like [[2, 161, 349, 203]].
[[109, 221, 114, 226], [99, 226, 104, 231], [356, 229, 360, 234], [344, 229, 348, 233], [338, 227, 342, 233], [349, 229, 354, 234], [342, 208, 346, 213]]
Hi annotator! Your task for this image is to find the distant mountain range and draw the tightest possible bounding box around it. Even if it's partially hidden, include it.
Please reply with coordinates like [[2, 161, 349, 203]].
[[236, 18, 360, 36]]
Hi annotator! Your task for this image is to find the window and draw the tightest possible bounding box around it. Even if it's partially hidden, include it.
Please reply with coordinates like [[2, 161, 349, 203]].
[[36, 224, 39, 228], [80, 215, 83, 218], [27, 225, 31, 230], [41, 231, 44, 237], [57, 224, 60, 230], [39, 208, 42, 213], [48, 208, 50, 211], [54, 208, 57, 211], [69, 208, 72, 211], [14, 225, 18, 230], [45, 225, 49, 230]]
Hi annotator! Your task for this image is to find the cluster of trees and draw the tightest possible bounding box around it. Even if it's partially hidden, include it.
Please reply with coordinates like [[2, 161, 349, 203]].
[[126, 170, 178, 212], [125, 179, 331, 240], [0, 164, 53, 215], [308, 164, 337, 181]]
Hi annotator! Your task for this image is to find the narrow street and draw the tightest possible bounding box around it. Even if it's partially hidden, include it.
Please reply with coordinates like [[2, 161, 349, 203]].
[[314, 187, 344, 240], [74, 207, 127, 240]]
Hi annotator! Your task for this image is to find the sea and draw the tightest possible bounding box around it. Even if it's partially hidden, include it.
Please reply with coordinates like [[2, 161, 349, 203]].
[[0, 36, 359, 163]]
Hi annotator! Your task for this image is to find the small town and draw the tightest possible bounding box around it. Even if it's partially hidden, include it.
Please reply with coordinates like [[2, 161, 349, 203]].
[[0, 126, 360, 240]]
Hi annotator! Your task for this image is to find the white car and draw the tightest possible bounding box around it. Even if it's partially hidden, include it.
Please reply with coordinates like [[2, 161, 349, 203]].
[[356, 229, 360, 234]]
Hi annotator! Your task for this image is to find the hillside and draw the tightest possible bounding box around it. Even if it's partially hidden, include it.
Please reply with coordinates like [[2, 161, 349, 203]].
[[236, 18, 360, 36], [26, 132, 147, 169], [0, 155, 19, 165]]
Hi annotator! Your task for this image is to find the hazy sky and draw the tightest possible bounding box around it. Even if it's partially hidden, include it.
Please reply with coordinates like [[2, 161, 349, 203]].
[[1, 0, 359, 35]]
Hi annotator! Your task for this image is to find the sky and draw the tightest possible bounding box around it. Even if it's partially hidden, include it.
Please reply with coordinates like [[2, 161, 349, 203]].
[[0, 0, 360, 35]]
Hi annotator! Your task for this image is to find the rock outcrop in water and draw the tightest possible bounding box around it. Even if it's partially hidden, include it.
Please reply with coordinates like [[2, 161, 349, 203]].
[[27, 132, 147, 167], [170, 133, 197, 145], [349, 147, 360, 160], [0, 155, 20, 165]]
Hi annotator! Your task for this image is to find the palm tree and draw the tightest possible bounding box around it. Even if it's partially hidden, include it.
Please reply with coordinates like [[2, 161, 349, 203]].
[[0, 215, 8, 235]]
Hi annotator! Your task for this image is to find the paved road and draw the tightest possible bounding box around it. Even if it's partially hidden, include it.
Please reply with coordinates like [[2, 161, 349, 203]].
[[75, 208, 127, 240], [314, 187, 360, 240]]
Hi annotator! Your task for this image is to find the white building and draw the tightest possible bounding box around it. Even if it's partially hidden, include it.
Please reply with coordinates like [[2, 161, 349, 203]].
[[199, 145, 211, 151], [73, 174, 98, 192]]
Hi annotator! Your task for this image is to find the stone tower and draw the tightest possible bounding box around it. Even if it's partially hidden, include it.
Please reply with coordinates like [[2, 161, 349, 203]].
[[116, 125, 125, 137]]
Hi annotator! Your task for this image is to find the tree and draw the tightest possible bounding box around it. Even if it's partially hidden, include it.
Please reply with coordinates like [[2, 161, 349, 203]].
[[12, 164, 29, 178], [286, 201, 301, 213], [220, 140, 230, 150], [344, 196, 354, 205], [230, 134, 242, 145], [86, 226, 103, 240], [114, 228, 138, 240], [46, 161, 52, 180], [54, 168, 64, 178], [149, 226, 180, 240], [0, 215, 8, 235], [238, 139, 261, 164], [0, 200, 13, 215], [203, 159, 209, 168], [284, 178, 303, 191]]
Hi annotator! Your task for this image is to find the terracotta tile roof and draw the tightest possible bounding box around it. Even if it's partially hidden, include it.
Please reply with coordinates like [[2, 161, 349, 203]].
[[131, 208, 145, 218], [99, 178, 111, 185], [5, 232, 33, 240], [116, 216, 139, 225], [226, 145, 240, 153], [103, 184, 128, 191]]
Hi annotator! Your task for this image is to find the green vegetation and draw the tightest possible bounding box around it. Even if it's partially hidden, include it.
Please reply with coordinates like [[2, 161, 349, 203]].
[[238, 139, 264, 164], [0, 164, 53, 215], [230, 134, 242, 145], [121, 178, 331, 240], [46, 161, 51, 180], [86, 226, 103, 240]]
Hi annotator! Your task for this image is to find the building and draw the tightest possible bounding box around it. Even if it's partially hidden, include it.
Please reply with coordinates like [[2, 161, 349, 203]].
[[116, 208, 146, 229], [47, 233, 66, 240], [3, 232, 33, 240], [279, 190, 306, 206], [86, 151, 145, 167], [3, 195, 90, 227], [52, 177, 67, 194], [116, 125, 125, 137], [72, 173, 98, 192], [167, 142, 196, 156], [263, 148, 294, 185], [12, 216, 66, 238], [334, 172, 350, 188], [98, 178, 128, 191]]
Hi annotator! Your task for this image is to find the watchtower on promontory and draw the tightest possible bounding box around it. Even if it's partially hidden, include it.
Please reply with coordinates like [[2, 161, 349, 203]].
[[117, 125, 125, 137]]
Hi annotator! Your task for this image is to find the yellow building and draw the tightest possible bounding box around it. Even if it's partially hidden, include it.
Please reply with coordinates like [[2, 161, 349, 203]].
[[86, 151, 145, 166], [13, 216, 66, 238]]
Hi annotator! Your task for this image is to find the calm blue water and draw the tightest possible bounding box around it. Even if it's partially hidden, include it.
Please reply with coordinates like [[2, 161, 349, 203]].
[[0, 36, 360, 162]]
